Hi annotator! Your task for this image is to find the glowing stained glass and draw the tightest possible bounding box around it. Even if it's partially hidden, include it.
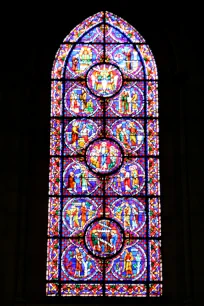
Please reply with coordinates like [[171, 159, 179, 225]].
[[50, 119, 62, 156], [111, 160, 146, 195], [46, 239, 60, 280], [105, 44, 144, 79], [149, 284, 163, 297], [107, 82, 145, 117], [87, 64, 123, 97], [106, 198, 146, 238], [137, 45, 158, 79], [62, 198, 103, 236], [105, 11, 145, 43], [110, 119, 145, 154], [148, 158, 160, 195], [61, 284, 103, 296], [86, 139, 123, 174], [49, 158, 61, 195], [105, 24, 130, 43], [52, 45, 72, 79], [47, 11, 162, 297], [80, 25, 104, 43], [147, 119, 159, 155], [51, 81, 62, 116], [64, 82, 103, 117], [66, 44, 103, 79], [63, 12, 104, 42], [61, 239, 103, 281], [46, 283, 59, 296], [85, 218, 124, 258], [105, 240, 147, 281], [147, 82, 158, 116], [63, 159, 103, 196], [105, 284, 147, 296], [64, 119, 103, 155], [149, 198, 161, 237], [48, 197, 60, 237], [149, 240, 162, 281]]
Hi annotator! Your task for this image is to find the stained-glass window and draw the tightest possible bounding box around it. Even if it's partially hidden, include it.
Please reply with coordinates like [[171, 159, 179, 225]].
[[47, 11, 162, 298]]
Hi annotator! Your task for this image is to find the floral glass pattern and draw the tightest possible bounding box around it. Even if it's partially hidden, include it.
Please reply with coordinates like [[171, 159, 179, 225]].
[[47, 11, 162, 298]]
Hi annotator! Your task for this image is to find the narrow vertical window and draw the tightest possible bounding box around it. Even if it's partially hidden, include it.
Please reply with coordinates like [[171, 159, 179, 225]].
[[46, 11, 162, 297]]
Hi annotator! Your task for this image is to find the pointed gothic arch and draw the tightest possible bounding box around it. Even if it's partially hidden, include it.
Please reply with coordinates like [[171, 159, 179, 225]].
[[46, 11, 162, 297]]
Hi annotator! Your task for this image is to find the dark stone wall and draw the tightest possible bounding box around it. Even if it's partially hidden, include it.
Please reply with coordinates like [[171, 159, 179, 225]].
[[2, 1, 203, 305]]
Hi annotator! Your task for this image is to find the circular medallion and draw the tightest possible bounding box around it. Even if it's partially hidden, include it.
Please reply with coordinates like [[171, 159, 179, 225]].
[[110, 198, 146, 237], [85, 138, 123, 175], [85, 218, 124, 258], [62, 198, 101, 236], [87, 63, 123, 97], [111, 119, 145, 153], [61, 244, 100, 280], [63, 162, 102, 195], [112, 162, 145, 195], [109, 243, 147, 280], [64, 119, 100, 154]]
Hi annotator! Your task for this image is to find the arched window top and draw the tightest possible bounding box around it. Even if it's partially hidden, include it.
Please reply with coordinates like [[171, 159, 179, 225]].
[[51, 11, 157, 82], [47, 11, 162, 298], [63, 11, 145, 43]]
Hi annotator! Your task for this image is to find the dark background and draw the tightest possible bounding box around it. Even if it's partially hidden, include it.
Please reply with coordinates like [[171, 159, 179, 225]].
[[2, 1, 203, 305]]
